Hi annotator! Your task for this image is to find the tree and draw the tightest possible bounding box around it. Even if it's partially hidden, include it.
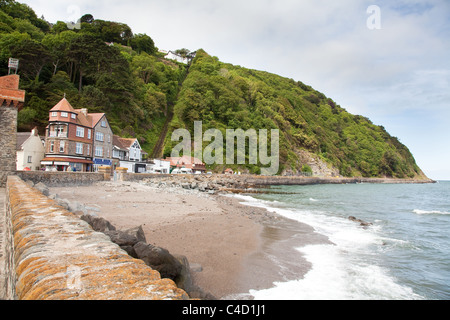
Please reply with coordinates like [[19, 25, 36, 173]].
[[129, 33, 156, 54], [80, 14, 94, 24], [10, 38, 51, 81]]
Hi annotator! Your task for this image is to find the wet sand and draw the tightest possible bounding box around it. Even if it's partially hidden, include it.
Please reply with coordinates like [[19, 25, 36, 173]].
[[49, 180, 330, 299]]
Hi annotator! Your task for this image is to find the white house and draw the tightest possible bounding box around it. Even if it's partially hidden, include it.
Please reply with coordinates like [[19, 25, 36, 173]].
[[147, 159, 171, 174], [112, 135, 146, 173], [164, 50, 196, 65], [16, 128, 45, 171]]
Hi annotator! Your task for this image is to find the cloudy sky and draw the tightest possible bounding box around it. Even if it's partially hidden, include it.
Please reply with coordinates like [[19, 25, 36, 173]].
[[21, 0, 450, 180]]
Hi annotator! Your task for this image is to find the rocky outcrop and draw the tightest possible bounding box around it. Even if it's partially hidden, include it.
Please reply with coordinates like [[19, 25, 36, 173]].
[[348, 216, 373, 228]]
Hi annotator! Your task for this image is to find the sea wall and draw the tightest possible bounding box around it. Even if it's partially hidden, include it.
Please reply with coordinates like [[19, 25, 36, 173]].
[[15, 171, 106, 187], [1, 175, 188, 300]]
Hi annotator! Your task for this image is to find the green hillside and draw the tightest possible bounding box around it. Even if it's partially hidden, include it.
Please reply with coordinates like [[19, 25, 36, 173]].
[[0, 0, 427, 178]]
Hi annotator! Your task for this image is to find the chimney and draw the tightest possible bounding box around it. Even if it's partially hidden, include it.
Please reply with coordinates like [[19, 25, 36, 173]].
[[80, 108, 88, 116]]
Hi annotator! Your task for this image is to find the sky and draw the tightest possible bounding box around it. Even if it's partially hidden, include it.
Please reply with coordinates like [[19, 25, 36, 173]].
[[20, 0, 450, 180]]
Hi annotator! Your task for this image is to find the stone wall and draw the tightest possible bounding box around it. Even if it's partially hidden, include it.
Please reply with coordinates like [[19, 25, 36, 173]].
[[2, 176, 188, 300], [15, 171, 106, 187], [0, 106, 18, 187]]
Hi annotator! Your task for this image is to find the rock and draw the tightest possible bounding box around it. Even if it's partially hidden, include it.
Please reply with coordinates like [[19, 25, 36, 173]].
[[119, 245, 138, 258], [104, 230, 139, 247], [81, 213, 116, 232], [133, 241, 182, 281], [173, 254, 193, 293], [34, 182, 49, 196], [124, 225, 147, 243], [348, 216, 372, 227], [198, 182, 208, 192], [181, 182, 190, 189]]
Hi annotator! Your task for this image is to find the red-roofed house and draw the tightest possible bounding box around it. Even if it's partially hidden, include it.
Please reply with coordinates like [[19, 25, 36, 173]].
[[41, 98, 113, 172], [165, 155, 206, 173]]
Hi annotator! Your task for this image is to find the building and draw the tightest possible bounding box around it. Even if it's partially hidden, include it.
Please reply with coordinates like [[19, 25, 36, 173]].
[[164, 50, 196, 65], [165, 156, 206, 174], [42, 98, 93, 171], [0, 74, 25, 186], [41, 98, 115, 172], [112, 135, 146, 173], [90, 113, 113, 171], [147, 159, 171, 174], [16, 128, 45, 171]]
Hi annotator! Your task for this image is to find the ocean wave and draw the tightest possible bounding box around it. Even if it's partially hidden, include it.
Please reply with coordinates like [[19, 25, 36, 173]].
[[413, 209, 450, 215]]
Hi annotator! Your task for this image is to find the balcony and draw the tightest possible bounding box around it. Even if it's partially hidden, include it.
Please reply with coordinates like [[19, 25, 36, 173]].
[[49, 131, 68, 138]]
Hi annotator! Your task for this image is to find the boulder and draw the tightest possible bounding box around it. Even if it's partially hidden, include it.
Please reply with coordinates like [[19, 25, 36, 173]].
[[173, 254, 193, 293], [348, 216, 372, 227], [104, 230, 139, 247], [124, 225, 147, 243], [81, 213, 116, 232], [133, 241, 182, 281]]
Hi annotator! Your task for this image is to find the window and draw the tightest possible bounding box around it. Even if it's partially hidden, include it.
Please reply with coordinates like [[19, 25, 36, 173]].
[[51, 112, 57, 117], [96, 132, 104, 141], [95, 146, 103, 157], [50, 141, 54, 153], [59, 141, 65, 153], [27, 156, 32, 163], [88, 129, 91, 139], [76, 143, 83, 154], [107, 134, 110, 143], [76, 127, 84, 138], [71, 113, 76, 119], [87, 144, 90, 156], [101, 120, 107, 127], [61, 112, 68, 118]]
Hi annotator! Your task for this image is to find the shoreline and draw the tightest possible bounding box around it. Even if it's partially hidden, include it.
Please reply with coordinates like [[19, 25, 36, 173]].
[[48, 180, 331, 299]]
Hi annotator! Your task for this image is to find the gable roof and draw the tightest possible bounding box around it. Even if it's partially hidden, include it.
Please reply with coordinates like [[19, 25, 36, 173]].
[[89, 113, 107, 127], [16, 132, 31, 151], [50, 98, 107, 129], [113, 135, 138, 151], [165, 156, 204, 167]]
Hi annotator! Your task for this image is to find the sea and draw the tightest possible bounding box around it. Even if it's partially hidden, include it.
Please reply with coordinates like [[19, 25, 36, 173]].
[[233, 180, 450, 300]]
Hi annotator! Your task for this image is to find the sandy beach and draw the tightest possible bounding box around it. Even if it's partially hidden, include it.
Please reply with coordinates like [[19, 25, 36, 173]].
[[49, 179, 330, 299]]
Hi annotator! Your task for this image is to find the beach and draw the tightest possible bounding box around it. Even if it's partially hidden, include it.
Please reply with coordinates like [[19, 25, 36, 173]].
[[49, 179, 330, 299]]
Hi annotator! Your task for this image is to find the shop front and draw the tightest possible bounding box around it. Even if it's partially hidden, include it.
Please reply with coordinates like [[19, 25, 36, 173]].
[[41, 157, 94, 172]]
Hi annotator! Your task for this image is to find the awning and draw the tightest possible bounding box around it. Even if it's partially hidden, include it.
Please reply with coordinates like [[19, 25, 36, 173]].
[[41, 157, 94, 165]]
